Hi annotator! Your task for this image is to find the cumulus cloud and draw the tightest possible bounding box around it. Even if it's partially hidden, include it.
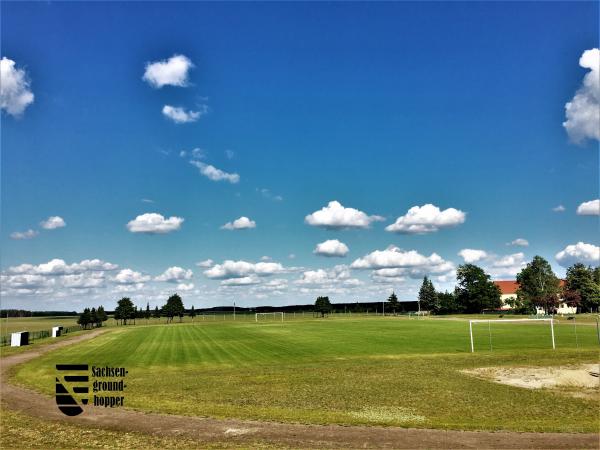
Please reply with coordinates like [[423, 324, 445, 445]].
[[458, 249, 488, 263], [0, 57, 34, 116], [221, 216, 256, 230], [10, 229, 38, 240], [295, 265, 359, 287], [314, 239, 349, 257], [40, 216, 66, 230], [176, 282, 195, 291], [508, 238, 529, 247], [563, 49, 600, 143], [7, 258, 117, 276], [190, 160, 240, 183], [61, 273, 105, 289], [114, 268, 151, 284], [385, 204, 465, 234], [552, 205, 566, 212], [162, 105, 205, 123], [126, 213, 183, 234], [555, 242, 600, 267], [204, 260, 285, 279], [196, 259, 214, 268], [485, 253, 527, 278], [576, 199, 600, 216], [220, 276, 261, 286], [305, 201, 384, 229], [155, 266, 193, 282], [143, 54, 193, 88], [352, 246, 448, 270]]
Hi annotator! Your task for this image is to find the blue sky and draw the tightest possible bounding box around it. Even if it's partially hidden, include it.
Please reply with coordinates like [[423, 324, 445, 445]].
[[1, 2, 598, 311]]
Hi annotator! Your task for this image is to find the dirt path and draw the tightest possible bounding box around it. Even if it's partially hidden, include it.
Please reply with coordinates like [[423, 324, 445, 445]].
[[1, 329, 598, 449]]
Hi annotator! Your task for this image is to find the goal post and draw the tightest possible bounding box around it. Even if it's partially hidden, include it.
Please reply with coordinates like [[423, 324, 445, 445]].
[[255, 312, 284, 322], [469, 318, 555, 352]]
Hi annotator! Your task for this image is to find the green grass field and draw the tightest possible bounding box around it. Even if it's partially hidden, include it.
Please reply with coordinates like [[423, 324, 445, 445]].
[[0, 316, 80, 334], [12, 316, 599, 433]]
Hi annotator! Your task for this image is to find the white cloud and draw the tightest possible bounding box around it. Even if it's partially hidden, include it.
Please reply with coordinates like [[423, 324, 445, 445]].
[[143, 54, 193, 88], [196, 259, 214, 268], [458, 249, 488, 263], [385, 204, 465, 234], [563, 49, 600, 143], [190, 160, 240, 183], [204, 260, 285, 279], [305, 201, 384, 229], [0, 57, 34, 116], [0, 274, 55, 290], [314, 239, 349, 257], [552, 205, 566, 212], [225, 149, 235, 159], [486, 253, 527, 278], [7, 258, 117, 276], [220, 276, 261, 286], [10, 229, 38, 240], [576, 199, 600, 216], [155, 266, 193, 282], [221, 216, 256, 230], [114, 268, 151, 284], [141, 198, 154, 204], [127, 213, 183, 234], [555, 242, 600, 267], [508, 238, 529, 247], [162, 105, 204, 123], [40, 216, 66, 230], [295, 265, 359, 287], [61, 273, 105, 289], [176, 282, 195, 291], [352, 246, 448, 270]]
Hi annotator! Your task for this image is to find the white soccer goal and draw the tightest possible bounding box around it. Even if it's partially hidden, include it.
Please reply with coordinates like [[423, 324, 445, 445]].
[[469, 318, 555, 352], [255, 312, 284, 322]]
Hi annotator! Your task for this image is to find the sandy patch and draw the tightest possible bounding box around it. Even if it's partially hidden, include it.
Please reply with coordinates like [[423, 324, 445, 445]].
[[463, 364, 599, 398]]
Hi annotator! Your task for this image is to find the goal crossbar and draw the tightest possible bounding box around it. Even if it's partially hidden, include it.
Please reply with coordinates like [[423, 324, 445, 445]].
[[469, 318, 555, 352], [255, 312, 284, 322]]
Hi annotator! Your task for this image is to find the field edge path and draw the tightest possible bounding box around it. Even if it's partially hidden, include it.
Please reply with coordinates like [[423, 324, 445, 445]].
[[1, 327, 598, 449]]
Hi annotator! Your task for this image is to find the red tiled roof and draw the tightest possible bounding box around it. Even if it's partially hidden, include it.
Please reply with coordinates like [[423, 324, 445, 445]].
[[494, 281, 519, 295], [494, 279, 566, 295]]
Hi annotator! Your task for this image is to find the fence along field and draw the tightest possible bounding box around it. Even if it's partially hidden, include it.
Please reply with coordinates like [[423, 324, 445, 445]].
[[13, 316, 599, 433]]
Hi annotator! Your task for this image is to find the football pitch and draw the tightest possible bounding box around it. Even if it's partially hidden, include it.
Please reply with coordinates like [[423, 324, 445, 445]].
[[11, 315, 599, 434]]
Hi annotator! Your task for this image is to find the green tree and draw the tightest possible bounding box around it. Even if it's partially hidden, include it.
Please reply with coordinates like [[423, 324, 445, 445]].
[[418, 276, 438, 313], [564, 263, 600, 313], [455, 264, 501, 313], [97, 306, 108, 326], [314, 296, 332, 318], [386, 292, 399, 315], [516, 256, 560, 315], [153, 305, 161, 319], [90, 307, 98, 328], [145, 302, 151, 321], [190, 305, 196, 321], [436, 291, 458, 314], [77, 308, 91, 329], [163, 294, 184, 323], [114, 297, 135, 325]]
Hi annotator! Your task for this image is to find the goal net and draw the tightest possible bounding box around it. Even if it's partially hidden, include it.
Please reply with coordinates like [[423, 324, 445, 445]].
[[469, 318, 555, 352], [255, 312, 284, 322]]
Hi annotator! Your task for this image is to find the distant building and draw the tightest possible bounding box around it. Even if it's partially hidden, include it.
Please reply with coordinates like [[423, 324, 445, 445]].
[[494, 280, 576, 314]]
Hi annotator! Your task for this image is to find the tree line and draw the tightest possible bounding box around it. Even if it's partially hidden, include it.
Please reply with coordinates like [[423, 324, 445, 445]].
[[77, 306, 108, 328], [394, 256, 600, 315]]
